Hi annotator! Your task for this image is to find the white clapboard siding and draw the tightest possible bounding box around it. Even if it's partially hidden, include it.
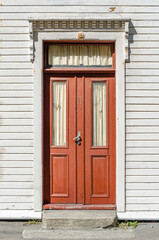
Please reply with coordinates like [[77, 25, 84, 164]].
[[126, 176, 159, 183], [0, 42, 30, 48], [0, 105, 33, 111], [126, 183, 159, 190], [130, 55, 159, 62], [0, 154, 33, 161], [2, 0, 159, 6], [0, 92, 33, 97], [126, 126, 159, 133], [127, 190, 159, 197], [0, 140, 33, 147], [126, 69, 159, 76], [126, 83, 159, 90], [0, 27, 29, 34], [126, 98, 159, 104], [0, 189, 33, 196], [0, 126, 33, 132], [126, 105, 159, 112], [126, 141, 159, 148], [0, 133, 33, 140], [0, 84, 33, 90], [1, 0, 159, 213], [0, 196, 33, 202], [127, 62, 159, 69], [126, 169, 159, 176], [126, 134, 159, 141], [0, 62, 32, 69], [0, 49, 30, 55], [130, 28, 159, 34], [0, 175, 33, 182], [0, 77, 33, 83], [0, 112, 33, 119], [1, 20, 29, 27], [0, 182, 33, 189], [126, 119, 159, 126], [127, 155, 159, 162], [1, 5, 159, 13], [130, 49, 159, 55], [131, 20, 159, 27], [0, 70, 33, 76], [1, 34, 29, 41], [126, 76, 159, 83], [0, 147, 33, 154], [0, 161, 33, 168], [0, 56, 30, 62], [126, 112, 159, 119], [0, 119, 33, 126], [126, 204, 159, 211], [126, 91, 159, 97], [130, 42, 159, 49], [126, 148, 159, 154], [2, 6, 159, 13], [0, 203, 33, 210], [127, 197, 159, 204], [2, 13, 159, 21], [0, 98, 33, 105]]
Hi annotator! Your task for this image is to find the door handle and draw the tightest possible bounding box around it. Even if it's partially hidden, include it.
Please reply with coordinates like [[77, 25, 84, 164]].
[[73, 131, 81, 145]]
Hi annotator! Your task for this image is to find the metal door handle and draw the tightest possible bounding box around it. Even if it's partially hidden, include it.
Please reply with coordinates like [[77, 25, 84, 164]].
[[73, 131, 81, 145], [73, 131, 81, 140]]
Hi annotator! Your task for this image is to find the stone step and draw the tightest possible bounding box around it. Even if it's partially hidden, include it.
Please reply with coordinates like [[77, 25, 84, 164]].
[[22, 228, 135, 239], [42, 210, 116, 230]]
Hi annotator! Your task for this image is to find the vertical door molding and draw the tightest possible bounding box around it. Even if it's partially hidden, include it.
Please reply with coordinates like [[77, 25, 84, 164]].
[[34, 28, 127, 212]]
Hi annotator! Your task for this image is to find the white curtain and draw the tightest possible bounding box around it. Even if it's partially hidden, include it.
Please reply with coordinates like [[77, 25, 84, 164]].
[[52, 82, 66, 146], [48, 45, 112, 67], [93, 82, 106, 146]]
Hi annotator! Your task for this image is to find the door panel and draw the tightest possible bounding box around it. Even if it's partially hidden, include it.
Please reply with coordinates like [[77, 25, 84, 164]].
[[85, 77, 115, 205], [49, 77, 76, 204]]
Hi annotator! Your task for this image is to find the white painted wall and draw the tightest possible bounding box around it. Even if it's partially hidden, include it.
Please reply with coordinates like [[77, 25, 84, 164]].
[[0, 0, 159, 219]]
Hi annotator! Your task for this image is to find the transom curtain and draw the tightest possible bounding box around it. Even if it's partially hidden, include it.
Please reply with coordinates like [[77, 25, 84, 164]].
[[48, 45, 112, 67]]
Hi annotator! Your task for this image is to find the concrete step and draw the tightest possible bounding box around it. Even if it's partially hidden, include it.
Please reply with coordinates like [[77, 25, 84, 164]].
[[42, 210, 116, 230], [22, 228, 135, 239]]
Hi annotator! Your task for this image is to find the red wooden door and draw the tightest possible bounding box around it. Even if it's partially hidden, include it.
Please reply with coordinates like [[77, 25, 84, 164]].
[[85, 77, 116, 205], [44, 74, 115, 207], [49, 76, 76, 204]]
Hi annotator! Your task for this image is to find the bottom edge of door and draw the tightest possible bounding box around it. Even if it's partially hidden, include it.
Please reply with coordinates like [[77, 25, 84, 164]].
[[43, 204, 116, 210]]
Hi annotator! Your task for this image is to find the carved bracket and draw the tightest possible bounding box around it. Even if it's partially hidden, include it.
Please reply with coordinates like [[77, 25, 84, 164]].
[[29, 19, 130, 62]]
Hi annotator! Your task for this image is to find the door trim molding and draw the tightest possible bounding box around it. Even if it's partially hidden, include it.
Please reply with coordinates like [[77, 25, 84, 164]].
[[34, 30, 126, 212], [29, 19, 129, 62]]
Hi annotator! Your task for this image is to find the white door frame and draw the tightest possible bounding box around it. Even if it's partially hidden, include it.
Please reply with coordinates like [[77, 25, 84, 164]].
[[33, 20, 128, 213]]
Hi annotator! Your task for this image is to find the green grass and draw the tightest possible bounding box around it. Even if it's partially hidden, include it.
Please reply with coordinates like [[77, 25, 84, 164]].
[[116, 220, 138, 229], [25, 219, 41, 225]]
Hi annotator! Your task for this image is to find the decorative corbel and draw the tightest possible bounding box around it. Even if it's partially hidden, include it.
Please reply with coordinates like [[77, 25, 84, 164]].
[[125, 21, 129, 62], [29, 21, 34, 62]]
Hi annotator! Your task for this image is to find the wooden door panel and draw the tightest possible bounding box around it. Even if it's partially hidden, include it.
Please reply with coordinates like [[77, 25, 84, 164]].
[[51, 154, 69, 197], [49, 77, 76, 204], [85, 77, 116, 205], [91, 155, 109, 198]]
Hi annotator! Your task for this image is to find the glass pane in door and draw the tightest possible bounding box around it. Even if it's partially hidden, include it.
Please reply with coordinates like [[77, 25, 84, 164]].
[[92, 82, 106, 146], [52, 82, 66, 146]]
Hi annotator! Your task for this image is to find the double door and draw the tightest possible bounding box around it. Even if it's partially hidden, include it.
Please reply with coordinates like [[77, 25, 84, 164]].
[[44, 73, 116, 207]]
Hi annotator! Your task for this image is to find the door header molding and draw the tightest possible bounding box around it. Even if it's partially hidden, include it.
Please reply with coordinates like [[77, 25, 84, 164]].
[[29, 19, 130, 62]]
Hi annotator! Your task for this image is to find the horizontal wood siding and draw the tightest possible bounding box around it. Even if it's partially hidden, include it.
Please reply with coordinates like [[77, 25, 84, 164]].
[[0, 0, 159, 212]]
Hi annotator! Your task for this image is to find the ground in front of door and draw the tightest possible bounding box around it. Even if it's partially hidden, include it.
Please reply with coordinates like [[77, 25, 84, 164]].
[[0, 221, 159, 240]]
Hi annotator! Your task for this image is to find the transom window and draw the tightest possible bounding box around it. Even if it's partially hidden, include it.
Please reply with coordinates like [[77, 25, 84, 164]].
[[46, 44, 113, 68]]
